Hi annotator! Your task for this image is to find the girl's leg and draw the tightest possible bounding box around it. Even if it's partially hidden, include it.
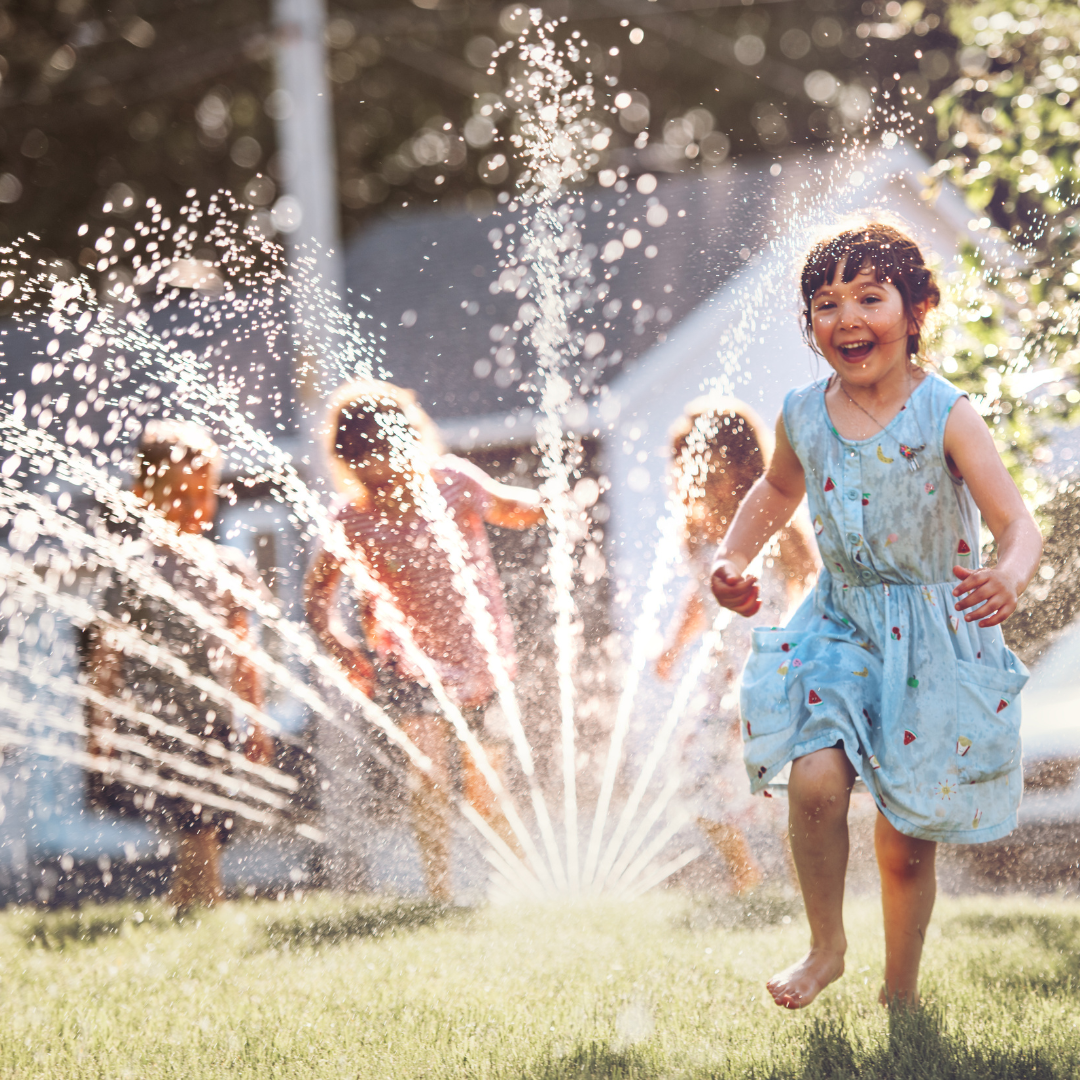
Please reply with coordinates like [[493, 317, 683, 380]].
[[403, 715, 453, 902], [167, 824, 225, 909], [696, 818, 763, 894], [874, 813, 936, 1008], [697, 719, 764, 894], [462, 743, 523, 857], [767, 746, 856, 1008]]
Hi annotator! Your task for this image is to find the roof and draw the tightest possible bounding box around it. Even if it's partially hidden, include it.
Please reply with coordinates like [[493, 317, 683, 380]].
[[604, 142, 979, 437], [344, 156, 779, 424], [343, 142, 979, 440], [0, 143, 976, 475]]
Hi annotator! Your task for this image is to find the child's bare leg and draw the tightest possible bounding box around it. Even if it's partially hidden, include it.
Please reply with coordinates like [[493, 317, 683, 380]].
[[167, 824, 225, 909], [402, 715, 453, 902], [875, 813, 936, 1008], [696, 818, 763, 894], [768, 746, 855, 1009], [462, 743, 523, 857]]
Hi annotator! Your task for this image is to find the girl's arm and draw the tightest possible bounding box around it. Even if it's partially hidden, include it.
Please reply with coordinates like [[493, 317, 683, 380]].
[[482, 479, 546, 529], [656, 587, 708, 680], [711, 413, 807, 616], [945, 398, 1043, 627], [303, 549, 377, 693], [85, 625, 121, 758], [227, 607, 274, 765], [451, 458, 546, 529]]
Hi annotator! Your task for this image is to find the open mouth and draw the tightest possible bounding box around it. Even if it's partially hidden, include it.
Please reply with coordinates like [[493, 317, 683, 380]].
[[838, 340, 874, 362]]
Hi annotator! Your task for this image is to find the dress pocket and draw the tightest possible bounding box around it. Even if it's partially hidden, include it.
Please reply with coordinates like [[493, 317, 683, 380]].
[[739, 628, 805, 741], [749, 628, 806, 655], [954, 656, 1028, 785]]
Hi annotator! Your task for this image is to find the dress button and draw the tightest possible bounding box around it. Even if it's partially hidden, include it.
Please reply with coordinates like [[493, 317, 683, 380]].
[[861, 569, 875, 582], [846, 490, 857, 500], [847, 532, 860, 545]]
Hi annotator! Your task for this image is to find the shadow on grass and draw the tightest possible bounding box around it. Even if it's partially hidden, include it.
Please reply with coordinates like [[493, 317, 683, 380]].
[[263, 897, 464, 950], [793, 1007, 1063, 1080], [681, 888, 802, 932], [18, 904, 161, 950], [520, 1008, 1070, 1080], [522, 1041, 663, 1080], [946, 911, 1080, 953]]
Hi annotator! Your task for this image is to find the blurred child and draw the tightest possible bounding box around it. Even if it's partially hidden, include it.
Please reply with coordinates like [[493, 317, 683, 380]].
[[304, 380, 545, 901], [657, 398, 816, 892], [712, 223, 1041, 1008], [86, 420, 272, 909]]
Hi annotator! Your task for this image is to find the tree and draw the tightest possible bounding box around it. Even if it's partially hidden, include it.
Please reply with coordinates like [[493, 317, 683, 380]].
[[0, 0, 957, 277], [930, 0, 1080, 472]]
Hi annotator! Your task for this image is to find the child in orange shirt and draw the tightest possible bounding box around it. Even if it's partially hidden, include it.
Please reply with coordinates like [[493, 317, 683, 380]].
[[305, 380, 546, 900], [87, 421, 273, 909]]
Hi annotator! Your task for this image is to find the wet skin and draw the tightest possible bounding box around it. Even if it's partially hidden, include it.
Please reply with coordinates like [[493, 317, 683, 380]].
[[708, 256, 1041, 1010]]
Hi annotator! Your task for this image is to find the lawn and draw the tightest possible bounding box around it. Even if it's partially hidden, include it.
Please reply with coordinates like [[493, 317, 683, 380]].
[[1, 889, 1079, 1078]]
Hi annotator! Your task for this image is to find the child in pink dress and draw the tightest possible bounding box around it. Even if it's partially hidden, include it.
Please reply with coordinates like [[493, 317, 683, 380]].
[[305, 380, 546, 900]]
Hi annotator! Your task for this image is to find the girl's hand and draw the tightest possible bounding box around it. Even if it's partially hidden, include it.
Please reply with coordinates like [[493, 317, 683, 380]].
[[952, 565, 1019, 627], [711, 560, 761, 617], [655, 648, 677, 682], [244, 722, 275, 767], [346, 650, 377, 697]]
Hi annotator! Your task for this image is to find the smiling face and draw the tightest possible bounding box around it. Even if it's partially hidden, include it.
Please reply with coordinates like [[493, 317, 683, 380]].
[[810, 259, 925, 387]]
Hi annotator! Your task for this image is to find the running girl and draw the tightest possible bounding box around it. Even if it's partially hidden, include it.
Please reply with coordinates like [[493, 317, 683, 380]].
[[711, 222, 1041, 1009]]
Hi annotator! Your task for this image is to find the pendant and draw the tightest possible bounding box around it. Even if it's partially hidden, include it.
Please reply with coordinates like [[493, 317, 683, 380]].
[[899, 444, 924, 472]]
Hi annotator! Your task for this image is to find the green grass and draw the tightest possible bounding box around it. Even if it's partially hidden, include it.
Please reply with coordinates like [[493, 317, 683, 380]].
[[2, 890, 1080, 1078]]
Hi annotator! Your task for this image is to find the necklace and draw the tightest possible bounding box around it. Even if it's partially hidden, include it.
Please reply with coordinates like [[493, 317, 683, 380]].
[[833, 375, 926, 472]]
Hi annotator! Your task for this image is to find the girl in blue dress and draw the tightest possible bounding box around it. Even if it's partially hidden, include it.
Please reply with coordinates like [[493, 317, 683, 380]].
[[711, 223, 1042, 1010]]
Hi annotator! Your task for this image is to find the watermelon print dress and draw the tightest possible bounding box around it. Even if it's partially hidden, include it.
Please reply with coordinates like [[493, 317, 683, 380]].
[[740, 373, 1028, 844]]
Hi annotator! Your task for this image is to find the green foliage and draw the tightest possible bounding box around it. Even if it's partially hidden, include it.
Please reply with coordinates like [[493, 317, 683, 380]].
[[931, 1, 1080, 468], [1, 893, 1080, 1078], [0, 0, 276, 267], [0, 0, 954, 271]]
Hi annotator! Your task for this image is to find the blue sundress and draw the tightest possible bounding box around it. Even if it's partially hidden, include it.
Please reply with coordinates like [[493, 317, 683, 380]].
[[740, 372, 1028, 844]]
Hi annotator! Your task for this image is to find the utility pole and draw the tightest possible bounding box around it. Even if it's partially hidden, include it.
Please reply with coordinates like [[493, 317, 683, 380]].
[[272, 0, 343, 477], [273, 0, 368, 893]]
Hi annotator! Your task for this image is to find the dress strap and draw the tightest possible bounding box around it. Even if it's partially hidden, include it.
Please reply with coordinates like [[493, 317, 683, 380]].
[[782, 378, 828, 464], [918, 372, 967, 480]]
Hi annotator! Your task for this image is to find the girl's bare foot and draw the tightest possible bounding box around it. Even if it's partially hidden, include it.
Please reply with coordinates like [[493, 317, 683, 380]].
[[878, 984, 920, 1010], [766, 946, 845, 1009]]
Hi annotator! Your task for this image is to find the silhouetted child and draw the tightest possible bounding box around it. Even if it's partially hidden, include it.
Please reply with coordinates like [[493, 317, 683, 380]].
[[657, 397, 816, 893], [86, 420, 272, 908], [305, 380, 545, 901]]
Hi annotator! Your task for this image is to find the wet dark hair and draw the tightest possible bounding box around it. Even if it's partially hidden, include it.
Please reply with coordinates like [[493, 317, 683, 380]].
[[670, 396, 768, 505], [333, 399, 399, 463], [800, 223, 941, 358], [135, 420, 222, 486], [326, 378, 441, 468]]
